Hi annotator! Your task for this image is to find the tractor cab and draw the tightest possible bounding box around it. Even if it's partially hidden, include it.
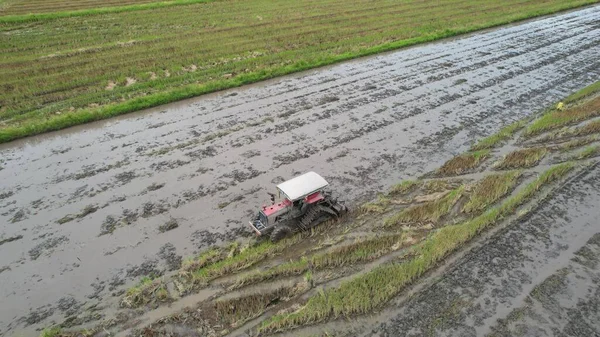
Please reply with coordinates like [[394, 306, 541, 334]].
[[249, 171, 330, 236]]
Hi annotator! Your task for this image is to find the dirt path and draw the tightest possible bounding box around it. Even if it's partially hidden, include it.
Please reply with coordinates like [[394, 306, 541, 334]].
[[359, 163, 600, 337], [1, 6, 599, 336]]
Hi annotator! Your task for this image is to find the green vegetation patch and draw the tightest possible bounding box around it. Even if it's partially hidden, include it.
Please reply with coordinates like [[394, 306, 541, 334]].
[[234, 233, 412, 288], [39, 327, 62, 337], [525, 95, 600, 137], [564, 81, 600, 104], [361, 180, 422, 214], [123, 220, 339, 307], [311, 233, 411, 269], [573, 144, 600, 160], [462, 171, 521, 214], [495, 147, 547, 170], [558, 135, 599, 152], [384, 186, 464, 227], [574, 119, 600, 136], [215, 283, 308, 327], [180, 246, 227, 273], [497, 163, 574, 216], [1, 0, 597, 143], [257, 163, 574, 334], [361, 195, 391, 214], [120, 276, 170, 308], [388, 180, 420, 196], [534, 119, 600, 145], [235, 258, 309, 289], [120, 236, 304, 308], [471, 120, 527, 151], [423, 179, 457, 193], [438, 150, 490, 176], [183, 234, 306, 285]]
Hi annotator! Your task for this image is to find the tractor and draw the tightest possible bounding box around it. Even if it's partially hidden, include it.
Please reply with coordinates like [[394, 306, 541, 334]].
[[248, 171, 347, 242]]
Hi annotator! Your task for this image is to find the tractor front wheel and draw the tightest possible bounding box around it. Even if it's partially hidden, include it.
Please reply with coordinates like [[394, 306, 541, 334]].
[[270, 224, 292, 242]]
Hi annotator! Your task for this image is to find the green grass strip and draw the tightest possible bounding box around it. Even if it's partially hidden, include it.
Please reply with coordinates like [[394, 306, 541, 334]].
[[0, 0, 215, 23], [39, 327, 61, 337], [495, 147, 548, 170], [215, 285, 306, 327], [564, 80, 600, 104], [235, 233, 409, 288], [311, 233, 407, 269], [180, 246, 226, 272], [235, 258, 310, 289], [189, 234, 305, 284], [573, 144, 600, 160], [574, 119, 600, 137], [558, 135, 599, 152], [462, 171, 521, 214], [388, 180, 421, 196], [120, 276, 169, 308], [384, 186, 464, 227], [524, 95, 600, 137], [120, 237, 297, 308], [471, 120, 527, 151], [258, 162, 574, 334], [438, 150, 490, 176]]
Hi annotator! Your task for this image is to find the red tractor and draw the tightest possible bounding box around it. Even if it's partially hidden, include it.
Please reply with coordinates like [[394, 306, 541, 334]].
[[248, 172, 347, 241]]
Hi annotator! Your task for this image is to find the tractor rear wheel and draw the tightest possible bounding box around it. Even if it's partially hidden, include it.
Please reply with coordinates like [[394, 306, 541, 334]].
[[270, 224, 292, 242]]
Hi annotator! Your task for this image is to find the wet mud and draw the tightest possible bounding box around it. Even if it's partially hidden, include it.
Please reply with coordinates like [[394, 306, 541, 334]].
[[488, 235, 600, 337], [362, 162, 600, 337], [1, 6, 600, 336]]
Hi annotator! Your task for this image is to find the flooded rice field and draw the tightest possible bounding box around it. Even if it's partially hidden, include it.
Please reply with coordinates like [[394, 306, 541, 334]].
[[1, 5, 600, 336]]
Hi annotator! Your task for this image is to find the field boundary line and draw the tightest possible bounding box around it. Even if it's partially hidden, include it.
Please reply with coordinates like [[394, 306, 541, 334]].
[[0, 0, 215, 23]]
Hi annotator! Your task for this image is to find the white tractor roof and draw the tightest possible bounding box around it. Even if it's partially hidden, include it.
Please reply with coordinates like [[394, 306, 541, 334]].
[[277, 171, 328, 201]]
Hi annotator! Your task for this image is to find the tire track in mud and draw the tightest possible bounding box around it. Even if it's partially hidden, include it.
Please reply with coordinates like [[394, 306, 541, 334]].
[[0, 5, 599, 336]]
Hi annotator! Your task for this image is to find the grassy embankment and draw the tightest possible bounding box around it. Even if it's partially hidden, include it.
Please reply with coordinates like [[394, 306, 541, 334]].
[[1, 0, 598, 143]]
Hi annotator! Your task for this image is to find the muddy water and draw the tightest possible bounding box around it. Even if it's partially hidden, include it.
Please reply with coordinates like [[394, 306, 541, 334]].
[[358, 164, 600, 337], [1, 6, 600, 336], [487, 233, 600, 337]]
